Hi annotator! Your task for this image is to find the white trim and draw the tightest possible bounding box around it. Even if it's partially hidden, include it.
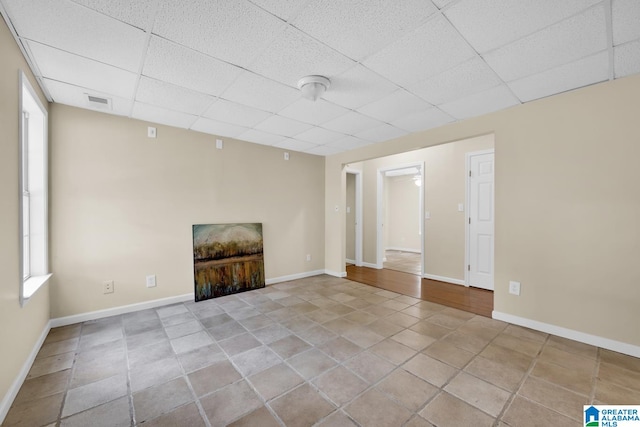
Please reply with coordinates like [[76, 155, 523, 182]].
[[492, 311, 640, 358], [386, 247, 421, 254], [0, 320, 51, 424], [362, 262, 380, 269], [345, 259, 356, 265], [345, 168, 363, 267], [324, 269, 347, 278], [422, 274, 465, 286], [265, 270, 324, 285]]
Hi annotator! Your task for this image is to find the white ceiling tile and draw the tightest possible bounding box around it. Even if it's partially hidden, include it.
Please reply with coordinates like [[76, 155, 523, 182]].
[[251, 26, 355, 87], [363, 15, 476, 85], [612, 0, 640, 45], [431, 0, 456, 8], [327, 136, 373, 150], [445, 0, 600, 53], [278, 99, 350, 126], [294, 127, 347, 145], [4, 0, 146, 71], [136, 77, 214, 116], [484, 6, 608, 82], [293, 0, 437, 61], [322, 111, 386, 135], [70, 0, 158, 30], [222, 72, 300, 113], [43, 78, 133, 116], [203, 99, 272, 127], [248, 0, 310, 21], [614, 39, 640, 78], [254, 115, 314, 137], [237, 128, 285, 146], [509, 52, 609, 102], [354, 124, 408, 143], [438, 84, 520, 120], [357, 89, 433, 123], [154, 0, 285, 69], [142, 37, 243, 97], [274, 138, 318, 152], [131, 102, 198, 129], [322, 65, 399, 109], [304, 145, 344, 156], [408, 57, 503, 105], [27, 41, 137, 99], [190, 117, 249, 137], [391, 108, 455, 132]]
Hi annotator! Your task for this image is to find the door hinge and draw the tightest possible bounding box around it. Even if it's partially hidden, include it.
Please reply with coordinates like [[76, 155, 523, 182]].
[[469, 170, 471, 177], [468, 265, 470, 271], [468, 217, 471, 224]]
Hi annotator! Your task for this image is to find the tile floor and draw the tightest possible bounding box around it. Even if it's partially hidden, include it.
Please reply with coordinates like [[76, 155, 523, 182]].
[[4, 275, 640, 426], [384, 251, 421, 276]]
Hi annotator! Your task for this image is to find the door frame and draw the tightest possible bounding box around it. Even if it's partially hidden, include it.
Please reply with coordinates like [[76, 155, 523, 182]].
[[376, 162, 425, 276], [464, 148, 495, 287], [345, 168, 363, 267]]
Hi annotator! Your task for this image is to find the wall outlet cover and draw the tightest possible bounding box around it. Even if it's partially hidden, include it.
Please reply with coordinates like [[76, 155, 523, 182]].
[[509, 281, 521, 295]]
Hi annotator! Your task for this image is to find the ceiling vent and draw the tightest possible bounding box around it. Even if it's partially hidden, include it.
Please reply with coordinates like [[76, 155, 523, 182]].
[[84, 94, 112, 110]]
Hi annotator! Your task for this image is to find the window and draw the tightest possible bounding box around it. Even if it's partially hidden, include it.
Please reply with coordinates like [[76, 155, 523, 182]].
[[19, 71, 50, 304]]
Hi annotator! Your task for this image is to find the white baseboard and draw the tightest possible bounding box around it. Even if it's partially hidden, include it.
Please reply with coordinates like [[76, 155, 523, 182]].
[[324, 270, 347, 278], [386, 247, 421, 254], [345, 259, 356, 265], [422, 274, 465, 286], [0, 320, 51, 424], [362, 262, 380, 269], [266, 270, 324, 285], [493, 311, 640, 358]]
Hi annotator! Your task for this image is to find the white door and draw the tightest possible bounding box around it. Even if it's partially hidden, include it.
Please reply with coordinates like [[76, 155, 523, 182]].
[[468, 151, 494, 290]]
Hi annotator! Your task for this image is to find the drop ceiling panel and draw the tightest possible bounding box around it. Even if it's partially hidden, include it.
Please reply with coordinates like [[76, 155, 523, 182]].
[[357, 89, 433, 123], [27, 41, 137, 99], [142, 37, 243, 97], [153, 0, 285, 69], [190, 117, 249, 138], [445, 0, 601, 54], [322, 111, 386, 135], [274, 138, 317, 152], [614, 39, 640, 78], [305, 144, 344, 156], [250, 26, 355, 87], [431, 0, 456, 9], [327, 136, 373, 150], [254, 115, 314, 137], [292, 0, 437, 61], [354, 124, 408, 143], [4, 0, 146, 71], [390, 108, 454, 133], [136, 77, 214, 116], [363, 15, 477, 85], [322, 65, 399, 109], [44, 78, 133, 116], [237, 129, 286, 146], [484, 6, 608, 82], [70, 0, 158, 30], [248, 0, 310, 22], [294, 127, 348, 145], [278, 99, 350, 126], [132, 102, 197, 129], [408, 57, 503, 105], [203, 99, 272, 127], [509, 52, 609, 102], [221, 71, 301, 113], [438, 84, 520, 120], [612, 0, 640, 45]]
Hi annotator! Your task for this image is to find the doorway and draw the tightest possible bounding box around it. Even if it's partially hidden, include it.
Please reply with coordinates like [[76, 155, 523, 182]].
[[345, 168, 362, 267]]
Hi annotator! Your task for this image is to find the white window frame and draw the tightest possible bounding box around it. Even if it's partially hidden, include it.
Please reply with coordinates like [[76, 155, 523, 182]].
[[19, 71, 51, 305]]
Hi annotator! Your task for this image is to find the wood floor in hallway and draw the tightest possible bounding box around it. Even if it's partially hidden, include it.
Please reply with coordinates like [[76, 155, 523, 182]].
[[346, 265, 493, 317]]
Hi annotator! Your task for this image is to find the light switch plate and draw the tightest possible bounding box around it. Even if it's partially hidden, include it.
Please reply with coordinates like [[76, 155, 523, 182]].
[[509, 281, 521, 295]]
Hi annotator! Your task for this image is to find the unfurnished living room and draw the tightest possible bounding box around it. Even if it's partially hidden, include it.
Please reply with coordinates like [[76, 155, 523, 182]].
[[1, 1, 640, 426]]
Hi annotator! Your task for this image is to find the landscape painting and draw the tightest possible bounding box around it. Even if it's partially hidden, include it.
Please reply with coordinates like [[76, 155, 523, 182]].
[[192, 223, 265, 302]]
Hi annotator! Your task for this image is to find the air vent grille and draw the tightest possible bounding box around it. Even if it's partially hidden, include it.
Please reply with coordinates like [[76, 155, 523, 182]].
[[84, 93, 112, 110]]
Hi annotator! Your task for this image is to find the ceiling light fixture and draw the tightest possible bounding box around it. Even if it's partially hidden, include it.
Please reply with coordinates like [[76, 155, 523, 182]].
[[297, 75, 330, 101]]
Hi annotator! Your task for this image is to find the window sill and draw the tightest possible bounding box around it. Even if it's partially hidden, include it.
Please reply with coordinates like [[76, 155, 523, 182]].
[[22, 273, 52, 305]]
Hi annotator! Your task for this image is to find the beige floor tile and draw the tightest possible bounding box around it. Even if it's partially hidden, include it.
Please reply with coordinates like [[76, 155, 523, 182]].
[[480, 343, 534, 372], [345, 389, 412, 426], [248, 363, 304, 401], [170, 331, 214, 354], [444, 372, 511, 417], [60, 396, 130, 427], [501, 396, 575, 427], [531, 360, 593, 395], [420, 392, 495, 427], [289, 348, 337, 380], [344, 351, 395, 384], [231, 345, 281, 377], [362, 304, 395, 317], [176, 343, 226, 373], [164, 319, 203, 339], [3, 391, 64, 427], [519, 376, 588, 421], [188, 359, 241, 396], [207, 320, 247, 341], [315, 411, 358, 426], [323, 317, 360, 335], [409, 320, 452, 339], [400, 306, 433, 319], [306, 309, 341, 323], [128, 340, 174, 370], [491, 333, 544, 357], [343, 310, 378, 325], [133, 377, 193, 423], [129, 355, 183, 392], [370, 339, 417, 365], [538, 345, 597, 372], [238, 313, 275, 331], [403, 354, 458, 387], [386, 312, 420, 328], [464, 356, 526, 392], [440, 330, 491, 354], [37, 337, 79, 359], [367, 319, 405, 337], [313, 366, 369, 406], [380, 299, 411, 311], [62, 373, 128, 417], [594, 379, 640, 404], [404, 415, 435, 427], [201, 380, 262, 425], [390, 329, 435, 351], [502, 324, 548, 342], [219, 332, 262, 356], [45, 325, 82, 344], [160, 311, 196, 328], [376, 369, 438, 411], [427, 313, 467, 329], [546, 335, 598, 359], [270, 384, 336, 427], [27, 352, 75, 380], [296, 324, 338, 346], [142, 402, 206, 427], [252, 324, 291, 344], [280, 315, 317, 334], [326, 304, 355, 316], [319, 337, 363, 362], [126, 328, 167, 352], [600, 349, 640, 373], [269, 334, 311, 359], [70, 348, 127, 388], [228, 406, 280, 427], [422, 340, 475, 368], [598, 362, 640, 392], [465, 315, 508, 332], [13, 369, 71, 405], [454, 322, 501, 342], [342, 326, 385, 348]]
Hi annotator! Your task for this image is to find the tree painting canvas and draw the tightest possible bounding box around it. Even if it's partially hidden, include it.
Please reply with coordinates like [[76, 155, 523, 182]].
[[192, 223, 265, 302]]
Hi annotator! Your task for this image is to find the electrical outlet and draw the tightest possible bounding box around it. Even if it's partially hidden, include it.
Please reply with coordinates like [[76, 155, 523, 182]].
[[284, 152, 290, 160], [306, 254, 311, 262], [147, 127, 156, 138], [103, 280, 114, 294], [509, 281, 521, 296], [146, 275, 157, 288]]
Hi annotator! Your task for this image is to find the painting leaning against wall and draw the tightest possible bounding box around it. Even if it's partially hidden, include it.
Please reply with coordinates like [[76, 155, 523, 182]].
[[192, 223, 265, 302]]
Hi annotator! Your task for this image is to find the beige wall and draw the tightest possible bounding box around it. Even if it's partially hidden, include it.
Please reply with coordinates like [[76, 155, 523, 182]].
[[0, 18, 51, 415], [385, 175, 421, 252], [329, 74, 640, 347], [345, 172, 356, 261], [49, 104, 325, 318]]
